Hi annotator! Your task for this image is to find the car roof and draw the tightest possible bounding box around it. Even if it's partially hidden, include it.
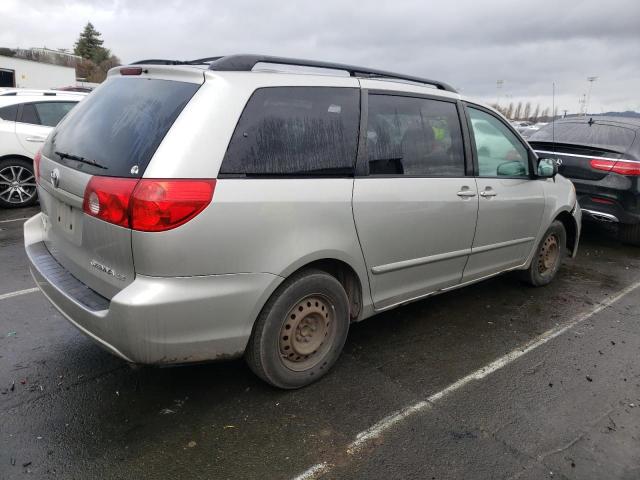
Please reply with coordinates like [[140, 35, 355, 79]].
[[0, 90, 86, 107], [0, 88, 86, 97], [554, 116, 640, 130]]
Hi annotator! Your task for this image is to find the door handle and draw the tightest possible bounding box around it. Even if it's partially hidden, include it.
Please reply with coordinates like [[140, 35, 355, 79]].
[[480, 189, 497, 198], [457, 189, 477, 198], [25, 136, 46, 143]]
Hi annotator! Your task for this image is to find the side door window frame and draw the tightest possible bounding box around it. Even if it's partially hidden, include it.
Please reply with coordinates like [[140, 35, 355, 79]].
[[356, 89, 473, 178], [462, 101, 538, 180]]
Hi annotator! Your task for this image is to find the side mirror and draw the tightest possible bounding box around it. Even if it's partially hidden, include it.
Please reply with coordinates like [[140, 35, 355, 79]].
[[537, 157, 558, 178]]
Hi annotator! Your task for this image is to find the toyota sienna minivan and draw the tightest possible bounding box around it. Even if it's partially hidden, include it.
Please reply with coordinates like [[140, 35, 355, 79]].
[[24, 55, 581, 388]]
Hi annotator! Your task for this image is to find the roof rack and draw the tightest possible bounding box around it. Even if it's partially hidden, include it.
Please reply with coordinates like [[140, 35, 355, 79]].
[[130, 54, 457, 92]]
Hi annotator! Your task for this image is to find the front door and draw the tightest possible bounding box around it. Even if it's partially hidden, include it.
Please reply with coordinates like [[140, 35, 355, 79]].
[[352, 91, 478, 310], [462, 105, 546, 282]]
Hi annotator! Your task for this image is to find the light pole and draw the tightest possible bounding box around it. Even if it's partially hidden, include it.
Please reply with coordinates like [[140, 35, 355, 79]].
[[585, 76, 597, 115], [496, 80, 504, 107]]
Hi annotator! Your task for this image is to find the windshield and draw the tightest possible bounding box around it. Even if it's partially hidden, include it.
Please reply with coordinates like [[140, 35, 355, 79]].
[[42, 77, 200, 177]]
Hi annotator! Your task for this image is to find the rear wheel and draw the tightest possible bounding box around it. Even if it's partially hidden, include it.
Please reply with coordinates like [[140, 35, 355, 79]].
[[521, 221, 566, 287], [0, 158, 38, 208], [619, 223, 640, 247], [245, 269, 350, 389]]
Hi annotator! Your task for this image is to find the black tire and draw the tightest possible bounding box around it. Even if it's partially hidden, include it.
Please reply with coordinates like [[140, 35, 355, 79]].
[[619, 223, 640, 247], [245, 269, 350, 389], [0, 157, 38, 209], [521, 221, 566, 287]]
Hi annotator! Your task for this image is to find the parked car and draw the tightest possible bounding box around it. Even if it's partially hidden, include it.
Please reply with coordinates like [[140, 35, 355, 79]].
[[0, 89, 86, 208], [24, 55, 581, 388], [528, 117, 640, 245], [511, 121, 539, 138]]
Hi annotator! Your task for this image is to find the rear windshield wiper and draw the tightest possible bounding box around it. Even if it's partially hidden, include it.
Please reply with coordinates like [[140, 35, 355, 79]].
[[55, 151, 108, 170]]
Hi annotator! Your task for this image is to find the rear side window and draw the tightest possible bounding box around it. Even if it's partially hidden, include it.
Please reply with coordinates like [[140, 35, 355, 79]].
[[20, 104, 40, 125], [366, 94, 465, 176], [221, 87, 360, 176], [0, 104, 18, 121], [42, 77, 200, 178], [530, 122, 636, 153], [34, 102, 77, 127]]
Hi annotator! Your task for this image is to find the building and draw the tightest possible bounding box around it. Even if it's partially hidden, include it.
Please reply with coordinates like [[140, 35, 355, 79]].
[[0, 55, 77, 89]]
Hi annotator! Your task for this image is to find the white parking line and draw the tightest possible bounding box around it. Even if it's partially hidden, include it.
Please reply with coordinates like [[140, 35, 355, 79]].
[[292, 279, 640, 479], [0, 217, 30, 224], [0, 287, 39, 301]]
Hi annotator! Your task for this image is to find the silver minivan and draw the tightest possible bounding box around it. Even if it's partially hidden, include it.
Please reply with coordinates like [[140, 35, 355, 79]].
[[24, 55, 581, 388]]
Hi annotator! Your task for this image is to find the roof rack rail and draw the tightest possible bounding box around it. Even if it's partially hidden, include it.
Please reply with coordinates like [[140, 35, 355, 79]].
[[207, 54, 457, 92]]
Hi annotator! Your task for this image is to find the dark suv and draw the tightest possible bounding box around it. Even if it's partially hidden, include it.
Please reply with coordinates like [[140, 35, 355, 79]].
[[529, 116, 640, 245]]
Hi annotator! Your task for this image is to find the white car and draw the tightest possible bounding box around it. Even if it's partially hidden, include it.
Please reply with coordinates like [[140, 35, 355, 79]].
[[0, 90, 86, 208]]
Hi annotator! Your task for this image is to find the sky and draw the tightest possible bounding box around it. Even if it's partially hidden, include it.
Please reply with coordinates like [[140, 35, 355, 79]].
[[1, 0, 639, 114]]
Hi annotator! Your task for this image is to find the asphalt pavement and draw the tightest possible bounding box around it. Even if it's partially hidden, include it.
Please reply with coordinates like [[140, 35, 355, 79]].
[[1, 206, 639, 480]]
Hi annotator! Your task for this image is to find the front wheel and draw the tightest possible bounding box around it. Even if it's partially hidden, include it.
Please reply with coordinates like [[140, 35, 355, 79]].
[[521, 221, 566, 287], [245, 269, 350, 389]]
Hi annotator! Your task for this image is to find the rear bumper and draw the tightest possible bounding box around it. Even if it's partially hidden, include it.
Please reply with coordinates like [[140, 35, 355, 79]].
[[24, 213, 282, 364], [572, 176, 640, 225]]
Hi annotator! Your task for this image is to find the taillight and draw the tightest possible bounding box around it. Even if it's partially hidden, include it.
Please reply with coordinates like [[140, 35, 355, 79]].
[[590, 158, 640, 176], [130, 179, 216, 232], [33, 150, 41, 184], [83, 177, 138, 228], [82, 177, 216, 231]]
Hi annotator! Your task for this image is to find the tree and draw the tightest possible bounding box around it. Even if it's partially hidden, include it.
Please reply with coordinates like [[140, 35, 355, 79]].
[[523, 102, 531, 121], [505, 102, 514, 119], [514, 102, 523, 120], [74, 22, 109, 63], [531, 104, 540, 122], [540, 108, 550, 121], [73, 22, 120, 83]]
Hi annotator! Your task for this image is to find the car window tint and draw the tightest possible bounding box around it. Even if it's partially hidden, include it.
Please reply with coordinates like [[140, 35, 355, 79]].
[[366, 95, 465, 176], [42, 77, 199, 178], [468, 107, 529, 177], [34, 102, 77, 127], [0, 104, 18, 121], [19, 103, 40, 125], [221, 87, 360, 175], [529, 122, 636, 153]]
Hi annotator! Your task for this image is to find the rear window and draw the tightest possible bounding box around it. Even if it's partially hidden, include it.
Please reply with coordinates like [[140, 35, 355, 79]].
[[529, 121, 636, 154], [42, 77, 200, 177], [220, 87, 360, 176]]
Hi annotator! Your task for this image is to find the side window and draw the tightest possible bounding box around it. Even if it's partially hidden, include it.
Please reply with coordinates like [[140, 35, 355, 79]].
[[366, 94, 465, 176], [221, 87, 360, 175], [19, 103, 40, 125], [467, 107, 529, 177], [0, 104, 18, 121], [34, 102, 77, 127]]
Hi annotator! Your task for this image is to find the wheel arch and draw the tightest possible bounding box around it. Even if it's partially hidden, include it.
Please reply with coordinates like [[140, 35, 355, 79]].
[[0, 153, 36, 165], [281, 257, 366, 321], [554, 209, 578, 256]]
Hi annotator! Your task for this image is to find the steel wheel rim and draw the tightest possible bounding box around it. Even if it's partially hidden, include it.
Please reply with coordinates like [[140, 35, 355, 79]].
[[538, 233, 559, 275], [279, 294, 336, 372], [0, 165, 36, 205]]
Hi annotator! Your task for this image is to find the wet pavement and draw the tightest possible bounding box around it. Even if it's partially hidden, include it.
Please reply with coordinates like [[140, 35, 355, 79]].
[[1, 206, 639, 479]]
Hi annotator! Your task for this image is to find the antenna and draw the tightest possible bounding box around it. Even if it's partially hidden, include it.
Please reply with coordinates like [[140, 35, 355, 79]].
[[552, 81, 557, 181], [585, 76, 598, 115]]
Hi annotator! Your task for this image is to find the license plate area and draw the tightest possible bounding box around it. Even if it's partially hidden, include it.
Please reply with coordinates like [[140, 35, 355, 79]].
[[51, 199, 83, 245]]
